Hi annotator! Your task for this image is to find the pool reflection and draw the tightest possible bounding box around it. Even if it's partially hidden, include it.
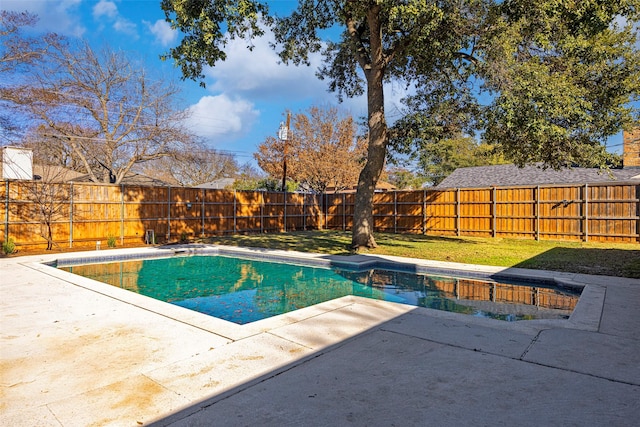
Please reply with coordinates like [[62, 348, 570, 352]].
[[62, 255, 581, 324]]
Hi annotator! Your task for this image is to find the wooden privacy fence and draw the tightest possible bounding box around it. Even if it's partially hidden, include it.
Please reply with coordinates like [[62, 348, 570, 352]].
[[1, 180, 639, 250], [322, 182, 640, 243], [0, 182, 323, 250]]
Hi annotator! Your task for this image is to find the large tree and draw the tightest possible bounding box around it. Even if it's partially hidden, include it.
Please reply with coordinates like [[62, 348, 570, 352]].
[[162, 0, 640, 249], [5, 39, 193, 184], [254, 106, 367, 193]]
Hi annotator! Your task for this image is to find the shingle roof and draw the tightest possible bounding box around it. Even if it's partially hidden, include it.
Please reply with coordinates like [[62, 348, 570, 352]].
[[32, 165, 85, 183], [436, 163, 640, 189], [70, 171, 172, 186], [195, 178, 236, 189]]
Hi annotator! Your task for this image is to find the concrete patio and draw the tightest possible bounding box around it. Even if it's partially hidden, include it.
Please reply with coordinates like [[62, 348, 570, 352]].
[[1, 246, 638, 426]]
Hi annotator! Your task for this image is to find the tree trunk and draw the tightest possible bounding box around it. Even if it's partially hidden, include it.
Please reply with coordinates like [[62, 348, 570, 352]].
[[351, 7, 387, 250]]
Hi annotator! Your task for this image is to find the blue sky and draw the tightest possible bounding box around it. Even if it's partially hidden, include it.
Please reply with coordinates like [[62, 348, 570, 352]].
[[3, 0, 396, 166]]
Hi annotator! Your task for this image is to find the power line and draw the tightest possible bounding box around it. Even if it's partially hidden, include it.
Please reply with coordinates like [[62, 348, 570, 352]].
[[38, 133, 254, 157]]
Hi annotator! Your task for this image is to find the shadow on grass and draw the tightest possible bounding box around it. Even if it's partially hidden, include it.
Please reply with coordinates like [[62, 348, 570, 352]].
[[372, 232, 477, 247], [513, 247, 640, 278], [198, 230, 355, 255], [199, 231, 476, 255], [198, 230, 640, 279]]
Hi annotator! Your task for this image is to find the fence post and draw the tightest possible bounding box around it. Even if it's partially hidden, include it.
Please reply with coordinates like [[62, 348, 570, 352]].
[[120, 185, 125, 246], [303, 193, 307, 231], [69, 183, 73, 248], [492, 187, 497, 238], [342, 193, 346, 231], [167, 186, 171, 241], [394, 191, 398, 234], [324, 193, 327, 230], [535, 185, 540, 241], [637, 185, 640, 243], [260, 192, 264, 234], [201, 189, 205, 237], [583, 184, 589, 242], [233, 190, 237, 234], [456, 188, 461, 236], [283, 191, 287, 232], [422, 189, 426, 235], [317, 194, 322, 230], [4, 181, 8, 243]]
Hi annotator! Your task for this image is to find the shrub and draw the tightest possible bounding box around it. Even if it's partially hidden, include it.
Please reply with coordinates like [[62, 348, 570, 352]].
[[107, 235, 117, 248], [2, 238, 16, 255]]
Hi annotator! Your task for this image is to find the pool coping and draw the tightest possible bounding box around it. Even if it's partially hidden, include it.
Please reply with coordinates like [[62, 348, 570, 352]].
[[21, 244, 605, 339]]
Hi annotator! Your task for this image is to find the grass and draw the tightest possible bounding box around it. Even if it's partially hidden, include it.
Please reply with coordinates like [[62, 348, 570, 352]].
[[198, 230, 640, 279]]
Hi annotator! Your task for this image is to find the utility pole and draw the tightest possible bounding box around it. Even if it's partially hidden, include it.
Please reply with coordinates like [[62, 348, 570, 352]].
[[278, 111, 291, 192]]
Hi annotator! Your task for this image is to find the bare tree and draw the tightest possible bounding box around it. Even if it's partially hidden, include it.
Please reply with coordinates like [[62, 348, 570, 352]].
[[26, 173, 71, 250], [8, 40, 193, 184], [0, 11, 61, 144], [139, 143, 240, 187], [4, 160, 71, 250], [20, 125, 84, 171]]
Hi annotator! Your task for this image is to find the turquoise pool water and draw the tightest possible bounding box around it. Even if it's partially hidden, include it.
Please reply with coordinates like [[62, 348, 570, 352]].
[[60, 255, 580, 324]]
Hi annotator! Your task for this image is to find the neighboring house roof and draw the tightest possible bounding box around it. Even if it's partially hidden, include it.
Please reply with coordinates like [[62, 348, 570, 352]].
[[32, 165, 86, 183], [0, 158, 172, 186], [325, 181, 397, 193], [436, 163, 640, 189], [195, 178, 236, 189], [70, 171, 172, 186], [0, 162, 84, 183]]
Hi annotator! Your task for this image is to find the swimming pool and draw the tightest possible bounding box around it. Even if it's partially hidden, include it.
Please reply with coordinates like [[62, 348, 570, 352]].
[[59, 252, 580, 325]]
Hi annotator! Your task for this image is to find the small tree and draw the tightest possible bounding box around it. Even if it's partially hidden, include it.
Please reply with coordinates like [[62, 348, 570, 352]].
[[232, 163, 267, 190], [255, 106, 366, 193], [415, 137, 507, 186], [386, 167, 428, 190], [12, 166, 71, 251]]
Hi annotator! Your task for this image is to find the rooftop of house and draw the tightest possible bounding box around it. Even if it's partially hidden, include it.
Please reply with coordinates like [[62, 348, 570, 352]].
[[68, 171, 172, 186], [325, 181, 397, 193], [436, 163, 640, 189], [195, 178, 236, 189]]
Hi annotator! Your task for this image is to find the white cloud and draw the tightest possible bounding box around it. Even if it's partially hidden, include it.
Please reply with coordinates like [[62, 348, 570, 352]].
[[187, 23, 411, 145], [93, 0, 118, 19], [203, 26, 330, 102], [90, 0, 138, 38], [146, 20, 178, 47], [113, 17, 137, 37], [185, 95, 260, 142], [199, 24, 407, 126]]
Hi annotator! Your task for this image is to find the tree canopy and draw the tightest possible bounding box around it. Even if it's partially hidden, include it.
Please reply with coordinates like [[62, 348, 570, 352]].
[[162, 0, 640, 249]]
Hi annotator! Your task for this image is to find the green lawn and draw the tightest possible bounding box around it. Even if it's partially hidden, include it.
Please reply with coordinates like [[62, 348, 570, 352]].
[[199, 230, 640, 279]]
